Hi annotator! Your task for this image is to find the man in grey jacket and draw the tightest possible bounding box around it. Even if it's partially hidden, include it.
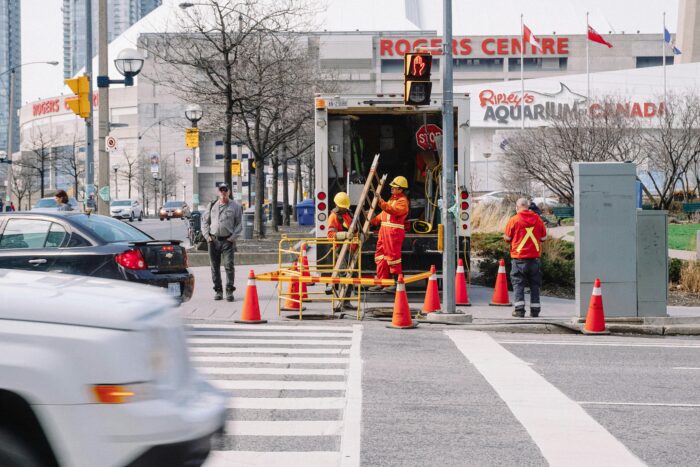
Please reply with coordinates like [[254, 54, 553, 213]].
[[202, 184, 243, 301]]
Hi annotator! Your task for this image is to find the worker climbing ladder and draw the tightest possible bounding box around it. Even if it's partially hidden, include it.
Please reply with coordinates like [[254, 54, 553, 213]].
[[331, 153, 388, 311]]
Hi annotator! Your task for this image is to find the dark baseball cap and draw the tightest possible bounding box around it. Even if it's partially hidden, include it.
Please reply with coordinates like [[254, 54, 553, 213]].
[[218, 184, 229, 192]]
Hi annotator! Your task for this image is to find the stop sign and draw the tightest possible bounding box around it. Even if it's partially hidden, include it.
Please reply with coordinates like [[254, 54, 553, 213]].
[[415, 124, 442, 151]]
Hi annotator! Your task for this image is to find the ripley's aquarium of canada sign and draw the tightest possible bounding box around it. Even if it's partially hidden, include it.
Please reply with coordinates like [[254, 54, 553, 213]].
[[477, 83, 666, 127]]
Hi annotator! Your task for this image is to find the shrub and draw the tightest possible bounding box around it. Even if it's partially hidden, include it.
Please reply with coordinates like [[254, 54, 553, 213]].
[[669, 258, 683, 283]]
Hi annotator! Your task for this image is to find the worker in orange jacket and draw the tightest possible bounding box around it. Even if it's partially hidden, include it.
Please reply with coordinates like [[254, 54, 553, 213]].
[[369, 176, 410, 292], [327, 192, 353, 241]]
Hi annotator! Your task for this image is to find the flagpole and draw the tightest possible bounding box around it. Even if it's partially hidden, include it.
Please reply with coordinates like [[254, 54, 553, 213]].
[[521, 13, 525, 129], [586, 11, 590, 101], [663, 11, 667, 104]]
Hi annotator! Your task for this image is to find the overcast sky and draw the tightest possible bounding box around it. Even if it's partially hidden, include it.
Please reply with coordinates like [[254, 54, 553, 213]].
[[21, 0, 681, 104]]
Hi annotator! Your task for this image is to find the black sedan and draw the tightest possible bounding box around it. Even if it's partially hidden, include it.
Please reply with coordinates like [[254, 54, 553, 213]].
[[0, 212, 194, 302]]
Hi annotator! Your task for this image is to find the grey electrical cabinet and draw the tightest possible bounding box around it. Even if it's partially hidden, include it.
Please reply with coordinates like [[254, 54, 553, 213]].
[[637, 210, 668, 317]]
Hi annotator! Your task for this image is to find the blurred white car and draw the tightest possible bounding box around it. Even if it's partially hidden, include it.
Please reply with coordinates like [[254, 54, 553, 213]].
[[0, 269, 226, 467], [32, 197, 80, 212], [110, 199, 144, 221]]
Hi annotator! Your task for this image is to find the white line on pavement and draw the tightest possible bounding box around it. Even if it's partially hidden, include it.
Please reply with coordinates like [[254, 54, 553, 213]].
[[340, 324, 362, 467], [198, 367, 346, 376], [224, 420, 343, 436], [204, 451, 340, 467], [497, 340, 700, 349], [228, 397, 346, 410], [578, 401, 700, 408], [188, 338, 352, 346], [188, 331, 354, 338], [189, 346, 350, 355], [189, 323, 353, 332], [447, 330, 645, 467], [190, 356, 349, 364], [211, 380, 347, 391]]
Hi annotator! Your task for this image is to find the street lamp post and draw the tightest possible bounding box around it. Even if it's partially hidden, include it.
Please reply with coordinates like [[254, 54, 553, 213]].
[[185, 104, 203, 211]]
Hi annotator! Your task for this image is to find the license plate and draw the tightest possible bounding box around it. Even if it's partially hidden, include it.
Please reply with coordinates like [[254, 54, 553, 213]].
[[168, 282, 181, 296]]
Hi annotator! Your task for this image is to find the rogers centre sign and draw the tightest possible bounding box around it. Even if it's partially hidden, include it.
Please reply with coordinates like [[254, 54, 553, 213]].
[[379, 36, 569, 57]]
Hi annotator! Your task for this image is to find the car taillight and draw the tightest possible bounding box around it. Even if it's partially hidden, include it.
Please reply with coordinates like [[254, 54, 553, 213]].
[[115, 249, 147, 270]]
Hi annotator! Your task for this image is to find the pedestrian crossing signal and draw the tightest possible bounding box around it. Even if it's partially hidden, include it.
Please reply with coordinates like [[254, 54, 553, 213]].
[[404, 53, 432, 106], [64, 75, 91, 119]]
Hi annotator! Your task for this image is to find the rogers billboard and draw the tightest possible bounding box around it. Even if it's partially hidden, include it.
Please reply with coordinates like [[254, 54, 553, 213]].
[[379, 36, 569, 57]]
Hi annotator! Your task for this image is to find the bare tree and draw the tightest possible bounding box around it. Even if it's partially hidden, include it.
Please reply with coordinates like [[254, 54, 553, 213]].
[[55, 132, 85, 200], [639, 93, 700, 209], [18, 126, 57, 198]]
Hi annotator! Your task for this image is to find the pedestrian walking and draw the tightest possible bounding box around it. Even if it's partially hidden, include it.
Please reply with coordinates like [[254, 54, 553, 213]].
[[504, 198, 547, 317], [202, 184, 243, 301], [55, 190, 73, 211]]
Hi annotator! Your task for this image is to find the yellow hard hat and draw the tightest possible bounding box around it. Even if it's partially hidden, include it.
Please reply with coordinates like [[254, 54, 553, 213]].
[[334, 192, 351, 209], [390, 176, 408, 189]]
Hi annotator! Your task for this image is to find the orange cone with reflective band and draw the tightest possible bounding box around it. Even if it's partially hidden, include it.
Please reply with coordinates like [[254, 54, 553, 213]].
[[388, 275, 417, 329], [455, 258, 471, 306], [583, 278, 608, 334], [235, 270, 267, 324], [300, 243, 311, 296], [281, 262, 305, 311], [422, 265, 441, 313], [489, 259, 512, 306]]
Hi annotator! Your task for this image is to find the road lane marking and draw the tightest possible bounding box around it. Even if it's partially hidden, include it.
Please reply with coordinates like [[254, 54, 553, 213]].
[[447, 330, 645, 467], [225, 420, 342, 436], [205, 451, 340, 467], [212, 380, 347, 391], [189, 346, 350, 355], [198, 367, 346, 376], [578, 401, 700, 408], [498, 340, 700, 349], [188, 330, 353, 338], [189, 323, 353, 332], [188, 338, 352, 346], [340, 324, 362, 467], [190, 356, 349, 364], [228, 397, 346, 410]]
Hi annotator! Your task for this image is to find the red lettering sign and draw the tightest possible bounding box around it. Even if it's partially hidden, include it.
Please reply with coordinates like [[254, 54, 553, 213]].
[[416, 124, 442, 151]]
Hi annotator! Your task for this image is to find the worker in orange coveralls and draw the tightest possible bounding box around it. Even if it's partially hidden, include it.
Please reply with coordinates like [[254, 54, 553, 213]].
[[369, 176, 410, 293]]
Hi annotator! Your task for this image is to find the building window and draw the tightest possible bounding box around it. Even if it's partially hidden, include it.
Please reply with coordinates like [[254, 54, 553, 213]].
[[636, 56, 674, 68]]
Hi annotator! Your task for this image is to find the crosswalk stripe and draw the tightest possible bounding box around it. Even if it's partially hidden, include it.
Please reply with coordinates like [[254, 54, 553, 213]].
[[189, 323, 352, 332], [188, 338, 352, 346], [227, 397, 346, 410], [189, 347, 350, 355], [212, 380, 347, 391], [225, 420, 343, 436], [191, 356, 349, 364], [199, 367, 346, 376], [204, 450, 340, 467], [189, 331, 353, 338]]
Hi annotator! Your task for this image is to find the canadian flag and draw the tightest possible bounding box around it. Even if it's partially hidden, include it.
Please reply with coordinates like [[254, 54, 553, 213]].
[[587, 25, 613, 48], [523, 24, 542, 51]]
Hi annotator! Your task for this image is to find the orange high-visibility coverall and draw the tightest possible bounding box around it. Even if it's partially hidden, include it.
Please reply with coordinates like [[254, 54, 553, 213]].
[[371, 192, 409, 279]]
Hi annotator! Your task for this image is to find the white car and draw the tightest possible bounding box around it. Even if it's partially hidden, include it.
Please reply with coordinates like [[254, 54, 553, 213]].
[[0, 269, 226, 467], [32, 197, 81, 212], [110, 199, 144, 222]]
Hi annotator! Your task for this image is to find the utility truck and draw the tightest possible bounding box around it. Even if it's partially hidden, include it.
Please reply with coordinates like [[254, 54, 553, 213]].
[[313, 94, 472, 278]]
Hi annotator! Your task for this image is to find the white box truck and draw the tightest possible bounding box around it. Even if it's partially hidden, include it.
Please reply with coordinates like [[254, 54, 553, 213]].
[[313, 94, 472, 278]]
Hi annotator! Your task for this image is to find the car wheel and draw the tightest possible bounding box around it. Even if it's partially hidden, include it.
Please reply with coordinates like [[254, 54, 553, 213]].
[[0, 428, 43, 467]]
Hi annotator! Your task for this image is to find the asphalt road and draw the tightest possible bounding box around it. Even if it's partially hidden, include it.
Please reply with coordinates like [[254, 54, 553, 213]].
[[187, 319, 700, 466]]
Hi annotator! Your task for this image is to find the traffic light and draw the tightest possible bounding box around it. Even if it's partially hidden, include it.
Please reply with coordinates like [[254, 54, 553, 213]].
[[64, 75, 91, 119], [403, 53, 433, 106]]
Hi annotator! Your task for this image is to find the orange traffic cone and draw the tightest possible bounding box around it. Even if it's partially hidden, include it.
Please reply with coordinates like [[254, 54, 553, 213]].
[[455, 258, 471, 306], [235, 270, 267, 324], [422, 265, 441, 313], [281, 262, 306, 311], [300, 243, 311, 296], [489, 259, 512, 306], [583, 278, 609, 334], [387, 275, 417, 329]]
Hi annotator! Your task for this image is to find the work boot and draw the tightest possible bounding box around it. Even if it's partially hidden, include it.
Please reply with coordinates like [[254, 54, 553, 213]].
[[214, 291, 223, 301], [512, 308, 525, 318]]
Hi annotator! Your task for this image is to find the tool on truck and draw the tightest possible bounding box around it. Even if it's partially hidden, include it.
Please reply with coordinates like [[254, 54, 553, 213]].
[[313, 94, 472, 283]]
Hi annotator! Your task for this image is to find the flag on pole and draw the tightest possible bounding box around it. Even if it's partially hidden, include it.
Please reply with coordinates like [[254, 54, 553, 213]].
[[664, 28, 682, 55], [587, 25, 613, 48], [523, 24, 542, 51]]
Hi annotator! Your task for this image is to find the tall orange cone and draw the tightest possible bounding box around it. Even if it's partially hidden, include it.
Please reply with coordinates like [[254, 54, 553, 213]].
[[422, 265, 441, 313], [387, 275, 417, 329], [489, 259, 512, 306], [455, 258, 471, 306], [281, 262, 305, 311], [235, 270, 267, 324], [583, 278, 609, 334], [300, 243, 311, 296]]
